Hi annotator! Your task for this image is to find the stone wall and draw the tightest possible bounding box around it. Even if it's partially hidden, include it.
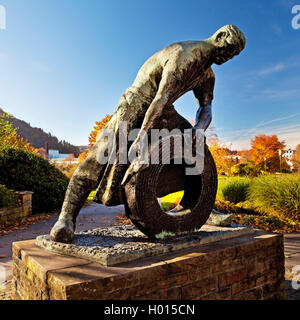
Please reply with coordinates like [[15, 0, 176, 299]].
[[0, 191, 33, 224], [11, 230, 285, 300]]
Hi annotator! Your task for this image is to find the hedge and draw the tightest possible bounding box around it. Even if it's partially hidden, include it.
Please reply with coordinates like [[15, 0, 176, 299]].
[[0, 184, 18, 208], [0, 147, 69, 213]]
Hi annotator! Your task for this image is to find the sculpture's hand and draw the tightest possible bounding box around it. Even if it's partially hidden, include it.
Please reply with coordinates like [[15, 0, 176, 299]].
[[192, 126, 207, 146], [121, 157, 144, 186]]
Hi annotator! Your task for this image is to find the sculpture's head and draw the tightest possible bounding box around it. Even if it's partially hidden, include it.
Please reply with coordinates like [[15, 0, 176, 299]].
[[210, 25, 246, 65]]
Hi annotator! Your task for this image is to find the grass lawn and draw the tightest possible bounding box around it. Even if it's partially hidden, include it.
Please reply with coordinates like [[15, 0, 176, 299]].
[[160, 191, 184, 211], [160, 175, 238, 208], [88, 190, 96, 201]]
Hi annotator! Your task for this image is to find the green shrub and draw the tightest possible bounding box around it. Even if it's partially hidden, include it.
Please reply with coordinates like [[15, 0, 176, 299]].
[[221, 177, 251, 204], [0, 184, 18, 208], [0, 147, 69, 213], [247, 173, 300, 221], [231, 162, 255, 176]]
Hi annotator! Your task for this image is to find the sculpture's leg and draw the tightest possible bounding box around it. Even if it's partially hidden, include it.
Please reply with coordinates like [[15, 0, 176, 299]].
[[50, 149, 105, 243]]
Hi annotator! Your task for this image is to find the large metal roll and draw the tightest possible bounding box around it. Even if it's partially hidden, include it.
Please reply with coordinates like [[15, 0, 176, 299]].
[[123, 136, 218, 239]]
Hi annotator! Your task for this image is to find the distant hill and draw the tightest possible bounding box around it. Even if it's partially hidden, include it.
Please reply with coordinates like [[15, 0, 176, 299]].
[[0, 108, 80, 157]]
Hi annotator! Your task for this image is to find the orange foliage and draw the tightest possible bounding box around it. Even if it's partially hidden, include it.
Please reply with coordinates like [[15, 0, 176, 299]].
[[206, 129, 235, 175], [231, 213, 300, 233], [250, 134, 286, 172], [292, 144, 300, 171], [209, 141, 235, 175], [4, 130, 37, 154], [0, 213, 52, 236], [0, 111, 37, 154], [78, 151, 90, 164], [237, 150, 251, 163], [78, 115, 112, 163], [89, 115, 112, 147], [115, 213, 133, 225]]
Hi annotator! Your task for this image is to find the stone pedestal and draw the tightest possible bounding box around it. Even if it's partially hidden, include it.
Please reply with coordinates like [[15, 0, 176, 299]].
[[12, 229, 285, 300]]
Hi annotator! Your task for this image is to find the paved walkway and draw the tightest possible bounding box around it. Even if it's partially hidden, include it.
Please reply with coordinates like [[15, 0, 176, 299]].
[[0, 206, 299, 300]]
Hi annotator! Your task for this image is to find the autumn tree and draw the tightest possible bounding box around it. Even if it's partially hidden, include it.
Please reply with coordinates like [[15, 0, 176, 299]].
[[250, 134, 287, 173], [78, 151, 89, 164], [291, 144, 300, 171], [89, 115, 112, 147], [0, 112, 37, 154], [78, 115, 113, 163], [208, 137, 236, 175], [237, 150, 252, 163]]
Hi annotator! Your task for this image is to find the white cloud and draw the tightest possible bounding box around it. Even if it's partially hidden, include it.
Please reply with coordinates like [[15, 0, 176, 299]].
[[227, 128, 300, 150], [262, 88, 300, 99], [254, 114, 298, 128], [258, 63, 285, 76], [219, 114, 300, 150]]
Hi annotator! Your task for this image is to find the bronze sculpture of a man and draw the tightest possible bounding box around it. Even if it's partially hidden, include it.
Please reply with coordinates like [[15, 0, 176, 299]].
[[50, 25, 246, 243]]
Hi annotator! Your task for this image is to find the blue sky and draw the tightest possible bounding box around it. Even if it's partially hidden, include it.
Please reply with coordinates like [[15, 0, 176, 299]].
[[0, 0, 299, 150]]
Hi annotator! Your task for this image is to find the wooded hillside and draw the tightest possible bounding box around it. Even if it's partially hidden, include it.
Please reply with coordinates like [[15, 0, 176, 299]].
[[0, 108, 80, 156]]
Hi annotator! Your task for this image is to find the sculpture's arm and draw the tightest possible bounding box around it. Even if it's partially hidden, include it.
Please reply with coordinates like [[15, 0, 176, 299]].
[[133, 68, 179, 142], [122, 68, 179, 185], [142, 70, 178, 133], [193, 70, 215, 131]]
